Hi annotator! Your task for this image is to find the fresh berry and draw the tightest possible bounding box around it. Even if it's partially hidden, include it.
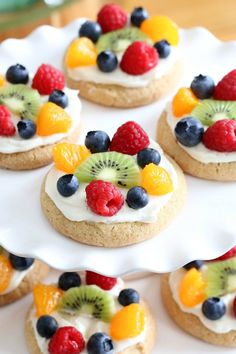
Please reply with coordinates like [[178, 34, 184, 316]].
[[0, 105, 16, 136], [118, 288, 140, 306], [48, 327, 85, 354], [110, 121, 149, 155], [0, 255, 13, 293], [179, 268, 206, 307], [9, 254, 34, 270], [86, 271, 117, 290], [141, 15, 179, 45], [17, 120, 36, 139], [53, 143, 90, 174], [85, 130, 110, 153], [97, 51, 118, 73], [79, 20, 102, 43], [32, 64, 65, 95], [120, 41, 158, 75], [6, 63, 29, 84], [58, 272, 81, 291], [85, 180, 124, 217], [141, 163, 173, 196], [175, 117, 204, 147], [214, 70, 236, 100], [57, 174, 79, 197], [202, 297, 226, 320], [49, 90, 68, 108], [36, 315, 58, 339], [202, 119, 236, 152], [97, 4, 128, 33], [126, 186, 149, 209], [87, 333, 114, 354], [154, 40, 171, 59], [33, 284, 63, 317], [233, 296, 236, 317], [137, 147, 161, 168], [172, 87, 199, 118], [130, 7, 149, 27], [215, 246, 236, 261], [190, 74, 215, 99], [183, 260, 204, 270]]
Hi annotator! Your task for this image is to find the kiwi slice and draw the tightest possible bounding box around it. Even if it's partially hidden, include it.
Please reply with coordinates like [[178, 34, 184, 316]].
[[96, 27, 153, 54], [59, 285, 115, 322], [204, 257, 236, 297], [0, 84, 41, 121], [191, 99, 236, 126], [75, 151, 140, 188]]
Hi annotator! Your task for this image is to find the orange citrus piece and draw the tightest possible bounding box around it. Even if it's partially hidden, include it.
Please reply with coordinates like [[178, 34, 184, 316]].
[[65, 38, 97, 68], [0, 255, 13, 293], [141, 15, 179, 45], [33, 284, 63, 317], [141, 163, 173, 195], [172, 88, 199, 118], [110, 304, 145, 340], [0, 75, 5, 87], [179, 268, 206, 307]]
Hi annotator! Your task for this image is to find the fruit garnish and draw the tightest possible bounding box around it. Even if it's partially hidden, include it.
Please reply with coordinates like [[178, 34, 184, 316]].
[[87, 333, 114, 354], [0, 105, 16, 137], [97, 3, 128, 33], [58, 272, 81, 291], [202, 297, 226, 320], [85, 130, 110, 153], [0, 255, 13, 293], [179, 268, 206, 307], [97, 51, 118, 73], [57, 174, 79, 197], [49, 90, 68, 109], [0, 75, 5, 87], [37, 102, 72, 136], [214, 69, 236, 100], [53, 143, 90, 174], [48, 327, 85, 354], [65, 38, 97, 69], [110, 304, 145, 340], [175, 117, 204, 147], [141, 163, 173, 195], [172, 87, 199, 118], [79, 20, 102, 44], [33, 284, 63, 317], [130, 7, 149, 27], [126, 186, 149, 210], [9, 254, 34, 270], [183, 260, 204, 270], [118, 288, 140, 306], [6, 63, 29, 84], [140, 15, 179, 45], [32, 64, 65, 95], [17, 120, 36, 139], [214, 246, 236, 261], [190, 74, 215, 99], [36, 315, 58, 339], [154, 40, 171, 58], [202, 119, 236, 152], [86, 271, 117, 290]]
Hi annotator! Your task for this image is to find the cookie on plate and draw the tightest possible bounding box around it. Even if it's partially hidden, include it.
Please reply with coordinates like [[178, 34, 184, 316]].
[[161, 246, 236, 347], [64, 4, 183, 108], [157, 70, 236, 181], [25, 271, 156, 354], [0, 63, 81, 170], [41, 121, 186, 247]]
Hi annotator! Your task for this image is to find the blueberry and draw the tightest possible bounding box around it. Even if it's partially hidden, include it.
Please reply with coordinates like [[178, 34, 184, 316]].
[[58, 272, 81, 291], [97, 51, 118, 73], [183, 260, 204, 270], [202, 297, 226, 320], [85, 130, 110, 153], [36, 315, 58, 339], [87, 333, 114, 354], [126, 186, 149, 210], [9, 254, 34, 271], [49, 89, 68, 108], [118, 288, 140, 306], [190, 74, 215, 99], [6, 64, 29, 84], [79, 20, 102, 43], [17, 120, 36, 139], [137, 148, 161, 168], [175, 117, 204, 147], [57, 174, 79, 197], [154, 40, 171, 59], [130, 7, 149, 27]]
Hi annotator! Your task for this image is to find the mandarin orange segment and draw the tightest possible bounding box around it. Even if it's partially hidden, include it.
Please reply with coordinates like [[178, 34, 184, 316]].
[[33, 284, 63, 317], [53, 142, 91, 173], [141, 15, 179, 45], [179, 268, 206, 307], [110, 304, 145, 340], [65, 38, 97, 68], [0, 255, 13, 293], [0, 75, 5, 87], [37, 102, 72, 136], [141, 163, 173, 195], [172, 88, 199, 118]]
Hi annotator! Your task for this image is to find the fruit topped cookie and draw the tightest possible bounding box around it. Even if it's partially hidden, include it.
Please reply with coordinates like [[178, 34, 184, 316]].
[[0, 63, 81, 170], [64, 3, 183, 108], [25, 271, 155, 354], [157, 70, 236, 181], [41, 121, 186, 247]]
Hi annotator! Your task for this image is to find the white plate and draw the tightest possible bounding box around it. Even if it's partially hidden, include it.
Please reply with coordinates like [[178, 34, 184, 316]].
[[0, 21, 236, 274]]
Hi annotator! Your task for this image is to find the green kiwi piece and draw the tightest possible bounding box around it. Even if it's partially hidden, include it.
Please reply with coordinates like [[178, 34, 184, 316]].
[[96, 27, 153, 54], [75, 151, 140, 188], [59, 285, 115, 322], [204, 257, 236, 297], [191, 99, 236, 126], [0, 84, 41, 121]]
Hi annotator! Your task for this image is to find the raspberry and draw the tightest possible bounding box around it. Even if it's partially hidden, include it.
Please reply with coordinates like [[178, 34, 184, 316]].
[[214, 246, 236, 261], [110, 121, 150, 155], [32, 64, 65, 95], [85, 180, 124, 217], [202, 119, 236, 152], [233, 296, 236, 318], [48, 327, 85, 354], [86, 271, 117, 290], [120, 41, 158, 75], [214, 70, 236, 100], [97, 3, 128, 33], [0, 105, 15, 136]]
